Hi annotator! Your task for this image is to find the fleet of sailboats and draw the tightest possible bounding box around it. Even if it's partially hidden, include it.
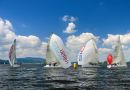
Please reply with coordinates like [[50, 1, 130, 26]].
[[4, 34, 128, 69]]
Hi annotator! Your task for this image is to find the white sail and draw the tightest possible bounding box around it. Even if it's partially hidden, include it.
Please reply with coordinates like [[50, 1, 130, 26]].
[[112, 36, 127, 66], [45, 35, 58, 65], [9, 39, 16, 66], [46, 44, 57, 64], [49, 34, 71, 68], [78, 39, 98, 67]]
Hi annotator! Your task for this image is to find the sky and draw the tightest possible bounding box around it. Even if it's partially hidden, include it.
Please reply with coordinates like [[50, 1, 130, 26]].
[[0, 0, 130, 62]]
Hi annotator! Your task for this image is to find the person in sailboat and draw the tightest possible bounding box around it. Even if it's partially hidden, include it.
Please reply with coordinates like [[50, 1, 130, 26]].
[[53, 62, 57, 66], [49, 63, 51, 66]]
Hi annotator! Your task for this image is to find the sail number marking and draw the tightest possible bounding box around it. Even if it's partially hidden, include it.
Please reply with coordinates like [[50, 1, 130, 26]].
[[60, 49, 68, 64]]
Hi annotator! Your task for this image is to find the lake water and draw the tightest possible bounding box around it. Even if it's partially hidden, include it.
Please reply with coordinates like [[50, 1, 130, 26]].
[[0, 64, 130, 90]]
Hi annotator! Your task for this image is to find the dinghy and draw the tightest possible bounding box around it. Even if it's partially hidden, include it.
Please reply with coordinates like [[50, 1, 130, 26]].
[[44, 34, 61, 68], [77, 38, 99, 67], [107, 36, 127, 68], [45, 34, 71, 68], [9, 39, 19, 67]]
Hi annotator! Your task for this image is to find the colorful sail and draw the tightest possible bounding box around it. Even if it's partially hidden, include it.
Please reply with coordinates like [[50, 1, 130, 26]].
[[49, 34, 71, 68], [107, 54, 113, 65], [9, 39, 16, 66]]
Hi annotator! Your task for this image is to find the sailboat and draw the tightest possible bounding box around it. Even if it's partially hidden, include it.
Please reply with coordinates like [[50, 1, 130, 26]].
[[44, 34, 60, 67], [107, 36, 127, 68], [45, 34, 71, 68], [8, 39, 19, 67], [77, 38, 99, 67]]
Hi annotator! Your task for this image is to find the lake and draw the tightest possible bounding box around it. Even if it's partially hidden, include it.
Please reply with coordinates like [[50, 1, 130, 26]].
[[0, 64, 130, 90]]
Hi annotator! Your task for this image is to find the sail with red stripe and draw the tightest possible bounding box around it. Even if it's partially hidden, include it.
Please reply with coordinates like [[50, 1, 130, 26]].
[[49, 34, 71, 68], [9, 39, 16, 66]]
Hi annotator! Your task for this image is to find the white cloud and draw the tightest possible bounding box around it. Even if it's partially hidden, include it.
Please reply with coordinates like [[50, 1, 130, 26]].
[[70, 16, 76, 22], [62, 15, 76, 22], [0, 18, 47, 60], [98, 48, 112, 53], [62, 15, 69, 22], [17, 35, 41, 48], [103, 33, 130, 46], [62, 15, 77, 34], [63, 22, 76, 34]]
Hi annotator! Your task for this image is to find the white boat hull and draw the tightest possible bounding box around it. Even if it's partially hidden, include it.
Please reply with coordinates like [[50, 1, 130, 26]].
[[107, 64, 127, 68], [12, 64, 20, 67], [44, 65, 61, 68]]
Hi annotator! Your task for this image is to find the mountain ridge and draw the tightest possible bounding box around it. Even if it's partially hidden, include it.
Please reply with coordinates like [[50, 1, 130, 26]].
[[0, 57, 45, 64]]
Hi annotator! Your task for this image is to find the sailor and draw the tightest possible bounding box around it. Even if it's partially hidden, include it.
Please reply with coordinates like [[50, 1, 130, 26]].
[[53, 62, 57, 66], [49, 63, 51, 66]]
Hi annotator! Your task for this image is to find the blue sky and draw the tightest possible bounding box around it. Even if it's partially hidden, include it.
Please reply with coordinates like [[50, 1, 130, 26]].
[[0, 0, 130, 40], [1, 0, 130, 61]]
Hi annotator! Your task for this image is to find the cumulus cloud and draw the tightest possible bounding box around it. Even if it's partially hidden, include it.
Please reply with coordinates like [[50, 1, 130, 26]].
[[103, 33, 130, 46], [65, 32, 99, 62], [63, 22, 76, 34], [62, 15, 69, 22], [0, 18, 47, 60], [98, 48, 112, 53], [62, 15, 77, 34], [62, 15, 76, 22]]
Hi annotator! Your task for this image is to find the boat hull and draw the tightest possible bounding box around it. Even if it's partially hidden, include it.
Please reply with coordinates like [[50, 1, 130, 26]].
[[44, 65, 62, 68], [12, 64, 20, 67], [107, 64, 127, 69]]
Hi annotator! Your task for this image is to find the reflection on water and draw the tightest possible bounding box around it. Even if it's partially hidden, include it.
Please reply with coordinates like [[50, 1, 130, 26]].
[[0, 64, 130, 90]]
